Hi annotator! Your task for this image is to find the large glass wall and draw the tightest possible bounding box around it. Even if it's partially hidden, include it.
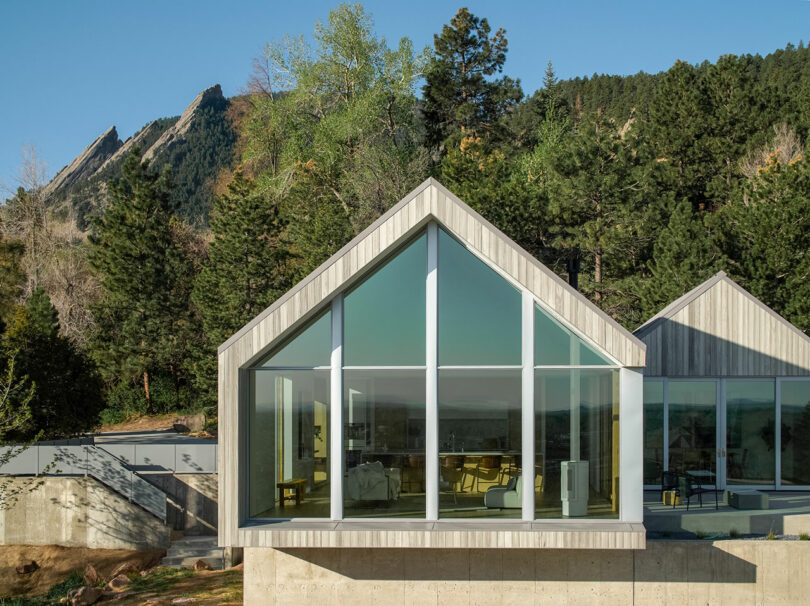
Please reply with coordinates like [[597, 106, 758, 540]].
[[535, 370, 619, 519], [249, 370, 330, 518], [668, 381, 717, 475], [780, 380, 810, 486], [643, 381, 664, 485], [343, 370, 426, 518], [246, 223, 628, 521], [726, 380, 775, 485], [438, 370, 522, 518]]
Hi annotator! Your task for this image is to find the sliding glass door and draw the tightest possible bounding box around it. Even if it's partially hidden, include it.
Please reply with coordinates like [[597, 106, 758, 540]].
[[643, 377, 806, 489]]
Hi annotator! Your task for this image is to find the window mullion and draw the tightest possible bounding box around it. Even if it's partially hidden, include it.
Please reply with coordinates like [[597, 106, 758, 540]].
[[330, 295, 344, 521], [522, 290, 535, 521], [426, 222, 439, 521]]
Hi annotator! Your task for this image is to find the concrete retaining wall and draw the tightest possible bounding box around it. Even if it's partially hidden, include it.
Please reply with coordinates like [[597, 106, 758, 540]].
[[245, 540, 810, 605], [140, 473, 217, 535], [0, 477, 169, 550]]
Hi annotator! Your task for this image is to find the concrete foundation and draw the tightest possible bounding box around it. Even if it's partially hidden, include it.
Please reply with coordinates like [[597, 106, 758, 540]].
[[0, 477, 169, 550], [244, 540, 810, 605]]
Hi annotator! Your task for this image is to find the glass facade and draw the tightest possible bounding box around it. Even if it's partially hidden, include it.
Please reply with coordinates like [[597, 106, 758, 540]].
[[535, 370, 619, 519], [438, 228, 521, 366], [246, 223, 629, 521], [535, 305, 612, 366], [258, 310, 331, 368], [343, 370, 426, 518], [248, 370, 330, 518], [643, 380, 664, 485], [344, 234, 426, 366], [780, 380, 810, 486], [668, 381, 717, 475], [726, 380, 775, 485], [438, 369, 522, 519]]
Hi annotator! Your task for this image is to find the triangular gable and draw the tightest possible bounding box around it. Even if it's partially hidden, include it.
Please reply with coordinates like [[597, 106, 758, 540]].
[[634, 271, 810, 376], [219, 178, 645, 368]]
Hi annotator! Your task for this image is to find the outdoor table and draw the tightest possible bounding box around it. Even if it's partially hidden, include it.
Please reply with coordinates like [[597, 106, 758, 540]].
[[277, 478, 307, 508]]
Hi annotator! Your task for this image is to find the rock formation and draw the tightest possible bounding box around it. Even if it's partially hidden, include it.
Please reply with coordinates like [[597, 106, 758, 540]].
[[43, 126, 122, 197], [142, 84, 224, 161]]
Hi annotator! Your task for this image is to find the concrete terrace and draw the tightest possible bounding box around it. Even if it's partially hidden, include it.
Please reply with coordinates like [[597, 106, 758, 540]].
[[644, 490, 810, 538]]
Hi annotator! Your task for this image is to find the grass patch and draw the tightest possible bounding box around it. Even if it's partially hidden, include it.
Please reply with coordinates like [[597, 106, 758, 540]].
[[0, 571, 83, 606], [129, 567, 194, 594], [767, 531, 776, 540], [729, 528, 739, 539], [799, 532, 809, 541], [695, 531, 707, 539]]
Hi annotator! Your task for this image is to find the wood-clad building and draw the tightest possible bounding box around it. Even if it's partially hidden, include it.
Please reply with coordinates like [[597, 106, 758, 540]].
[[635, 272, 810, 488], [218, 178, 647, 568]]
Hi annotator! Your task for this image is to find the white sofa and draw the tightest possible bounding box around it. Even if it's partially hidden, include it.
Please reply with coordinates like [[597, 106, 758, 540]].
[[344, 461, 401, 502]]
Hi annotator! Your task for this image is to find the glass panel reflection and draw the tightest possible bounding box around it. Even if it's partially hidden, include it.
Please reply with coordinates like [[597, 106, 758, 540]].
[[535, 369, 619, 519], [780, 380, 810, 486], [643, 381, 664, 484], [438, 228, 521, 365], [249, 370, 330, 518], [534, 305, 612, 366], [668, 381, 717, 476], [344, 234, 426, 366], [257, 311, 331, 368], [726, 380, 775, 485], [343, 370, 426, 518], [438, 369, 521, 519]]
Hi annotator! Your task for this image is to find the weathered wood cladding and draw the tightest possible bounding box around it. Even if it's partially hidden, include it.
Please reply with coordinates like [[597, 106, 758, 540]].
[[637, 274, 810, 377], [218, 179, 646, 547]]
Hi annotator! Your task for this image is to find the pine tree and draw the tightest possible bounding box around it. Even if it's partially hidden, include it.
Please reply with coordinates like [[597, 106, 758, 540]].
[[191, 169, 291, 405], [422, 8, 523, 154], [635, 200, 721, 319], [714, 152, 810, 331], [545, 113, 660, 324], [88, 150, 192, 413], [3, 289, 103, 440]]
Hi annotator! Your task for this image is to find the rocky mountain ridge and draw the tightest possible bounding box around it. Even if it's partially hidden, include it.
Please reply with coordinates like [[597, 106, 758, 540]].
[[43, 84, 235, 227]]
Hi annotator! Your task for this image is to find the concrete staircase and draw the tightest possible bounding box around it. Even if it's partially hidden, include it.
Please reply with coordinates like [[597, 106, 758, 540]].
[[160, 535, 225, 570]]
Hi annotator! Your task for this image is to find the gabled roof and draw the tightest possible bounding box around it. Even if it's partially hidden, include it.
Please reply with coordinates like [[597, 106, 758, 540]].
[[634, 271, 810, 376], [219, 178, 646, 367]]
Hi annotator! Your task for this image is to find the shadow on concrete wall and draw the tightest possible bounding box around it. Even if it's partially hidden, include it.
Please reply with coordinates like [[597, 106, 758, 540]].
[[276, 543, 757, 584], [140, 473, 218, 535]]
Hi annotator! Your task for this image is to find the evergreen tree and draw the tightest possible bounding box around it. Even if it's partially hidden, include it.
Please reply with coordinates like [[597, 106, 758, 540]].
[[422, 8, 522, 154], [191, 169, 291, 405], [88, 150, 192, 413], [544, 113, 660, 324], [713, 152, 810, 331], [3, 288, 103, 440], [635, 200, 722, 319]]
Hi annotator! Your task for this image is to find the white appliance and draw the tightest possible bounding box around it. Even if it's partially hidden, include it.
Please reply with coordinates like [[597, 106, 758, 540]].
[[561, 460, 589, 517]]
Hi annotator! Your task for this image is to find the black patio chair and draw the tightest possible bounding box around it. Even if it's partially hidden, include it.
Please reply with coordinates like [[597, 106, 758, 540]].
[[677, 474, 719, 510]]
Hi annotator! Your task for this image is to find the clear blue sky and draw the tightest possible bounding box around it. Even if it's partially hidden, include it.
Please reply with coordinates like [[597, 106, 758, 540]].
[[1, 0, 808, 190]]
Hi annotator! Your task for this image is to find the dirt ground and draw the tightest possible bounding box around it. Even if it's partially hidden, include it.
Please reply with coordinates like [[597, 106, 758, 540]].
[[98, 414, 178, 433], [0, 545, 164, 597]]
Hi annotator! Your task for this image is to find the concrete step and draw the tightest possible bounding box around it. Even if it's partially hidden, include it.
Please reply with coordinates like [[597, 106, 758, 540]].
[[161, 555, 224, 569], [160, 536, 224, 570]]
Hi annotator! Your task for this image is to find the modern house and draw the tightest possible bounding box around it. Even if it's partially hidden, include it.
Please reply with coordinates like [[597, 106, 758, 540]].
[[636, 271, 810, 491], [219, 180, 810, 601], [218, 179, 647, 588]]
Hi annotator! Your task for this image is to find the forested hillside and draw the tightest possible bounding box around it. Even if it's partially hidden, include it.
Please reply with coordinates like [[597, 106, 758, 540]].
[[3, 3, 810, 435]]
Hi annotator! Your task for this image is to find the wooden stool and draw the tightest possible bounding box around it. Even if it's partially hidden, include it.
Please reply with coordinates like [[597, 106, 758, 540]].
[[277, 478, 307, 507]]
